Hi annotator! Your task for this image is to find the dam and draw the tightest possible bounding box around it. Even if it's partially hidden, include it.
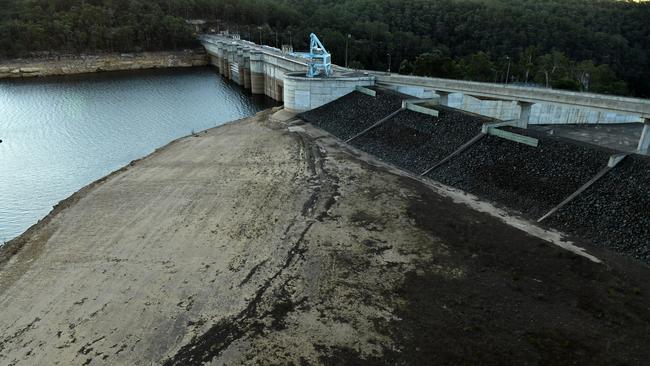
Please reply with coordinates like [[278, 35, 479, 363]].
[[1, 32, 650, 366], [200, 32, 650, 264], [199, 33, 650, 153]]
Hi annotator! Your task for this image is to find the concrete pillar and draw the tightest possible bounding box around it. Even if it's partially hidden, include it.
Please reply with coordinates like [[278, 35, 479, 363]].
[[217, 43, 226, 76], [210, 55, 220, 73], [226, 43, 236, 80], [218, 44, 227, 77], [276, 78, 284, 102], [243, 48, 251, 90], [217, 42, 223, 75], [436, 91, 451, 106], [517, 101, 533, 128], [219, 44, 226, 77], [638, 118, 650, 153], [237, 47, 246, 86], [265, 72, 273, 98], [249, 51, 265, 95]]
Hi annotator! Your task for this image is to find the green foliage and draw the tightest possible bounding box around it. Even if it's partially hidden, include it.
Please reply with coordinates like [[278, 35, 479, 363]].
[[1, 0, 648, 96], [413, 48, 459, 79], [280, 0, 649, 96], [0, 0, 197, 55], [458, 52, 495, 82], [553, 78, 581, 92]]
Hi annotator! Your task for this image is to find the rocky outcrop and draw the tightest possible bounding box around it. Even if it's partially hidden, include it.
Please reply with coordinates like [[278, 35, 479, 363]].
[[0, 51, 208, 79]]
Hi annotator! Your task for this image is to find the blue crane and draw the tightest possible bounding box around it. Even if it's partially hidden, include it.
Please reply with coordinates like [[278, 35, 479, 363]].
[[290, 33, 333, 78]]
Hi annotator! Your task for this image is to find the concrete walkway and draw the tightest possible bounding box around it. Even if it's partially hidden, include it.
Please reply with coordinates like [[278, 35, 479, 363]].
[[1, 110, 649, 365], [531, 123, 645, 154]]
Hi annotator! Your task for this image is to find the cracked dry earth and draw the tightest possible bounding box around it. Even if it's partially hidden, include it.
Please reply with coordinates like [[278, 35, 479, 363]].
[[1, 110, 649, 366]]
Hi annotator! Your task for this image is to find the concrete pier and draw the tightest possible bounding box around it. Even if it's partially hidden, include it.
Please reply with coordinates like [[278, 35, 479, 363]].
[[638, 119, 650, 153], [242, 48, 251, 90], [249, 51, 265, 95], [219, 44, 227, 77], [436, 90, 451, 106], [518, 101, 533, 128], [235, 47, 244, 86], [209, 55, 220, 73]]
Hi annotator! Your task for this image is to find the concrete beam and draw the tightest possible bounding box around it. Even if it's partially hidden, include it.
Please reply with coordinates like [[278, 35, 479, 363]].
[[346, 107, 404, 143], [354, 85, 376, 97], [538, 153, 628, 224], [420, 133, 486, 176], [404, 102, 439, 117], [481, 120, 518, 134], [486, 126, 539, 147], [376, 74, 650, 119], [638, 118, 650, 153]]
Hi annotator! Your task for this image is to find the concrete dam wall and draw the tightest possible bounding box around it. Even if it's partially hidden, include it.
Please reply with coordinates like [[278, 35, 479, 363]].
[[200, 35, 374, 113], [301, 87, 650, 264], [200, 34, 649, 152]]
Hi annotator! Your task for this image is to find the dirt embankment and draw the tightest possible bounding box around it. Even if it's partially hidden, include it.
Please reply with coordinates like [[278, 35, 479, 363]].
[[0, 110, 649, 365], [0, 50, 208, 79]]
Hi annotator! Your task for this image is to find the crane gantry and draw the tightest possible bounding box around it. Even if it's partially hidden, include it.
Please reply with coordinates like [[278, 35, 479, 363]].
[[290, 33, 333, 78]]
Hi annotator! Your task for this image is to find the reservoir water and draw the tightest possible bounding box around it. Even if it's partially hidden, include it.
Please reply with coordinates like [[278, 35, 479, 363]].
[[0, 67, 276, 243]]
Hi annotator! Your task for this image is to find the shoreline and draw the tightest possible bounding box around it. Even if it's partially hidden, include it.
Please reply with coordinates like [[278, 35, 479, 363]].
[[0, 50, 209, 79], [0, 123, 199, 288], [0, 110, 258, 271]]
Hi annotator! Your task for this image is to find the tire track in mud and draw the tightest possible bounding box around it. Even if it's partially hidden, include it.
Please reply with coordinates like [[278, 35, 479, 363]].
[[163, 132, 339, 365]]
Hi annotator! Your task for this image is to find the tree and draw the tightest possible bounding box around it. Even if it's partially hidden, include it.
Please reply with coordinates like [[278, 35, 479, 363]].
[[518, 46, 537, 84], [1, 0, 648, 96], [574, 60, 628, 95], [535, 51, 572, 88], [413, 48, 458, 78], [458, 52, 495, 82]]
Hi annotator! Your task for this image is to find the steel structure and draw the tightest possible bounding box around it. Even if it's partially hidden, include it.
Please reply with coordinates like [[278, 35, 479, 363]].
[[291, 33, 333, 78]]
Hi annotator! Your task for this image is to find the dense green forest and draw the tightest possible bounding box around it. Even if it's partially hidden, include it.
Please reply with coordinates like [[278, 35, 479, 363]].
[[1, 0, 649, 96]]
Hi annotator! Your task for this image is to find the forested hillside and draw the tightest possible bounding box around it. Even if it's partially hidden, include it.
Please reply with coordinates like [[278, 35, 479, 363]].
[[1, 0, 649, 96]]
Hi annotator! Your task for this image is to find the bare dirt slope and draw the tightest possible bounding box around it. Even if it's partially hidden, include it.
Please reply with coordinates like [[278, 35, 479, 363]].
[[0, 110, 649, 366]]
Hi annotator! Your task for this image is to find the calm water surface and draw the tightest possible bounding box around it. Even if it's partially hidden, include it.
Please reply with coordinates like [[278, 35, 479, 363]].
[[0, 67, 276, 242]]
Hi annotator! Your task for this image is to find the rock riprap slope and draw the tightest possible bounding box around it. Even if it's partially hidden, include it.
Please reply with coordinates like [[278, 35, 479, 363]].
[[427, 129, 614, 219], [549, 154, 650, 262], [300, 92, 649, 264], [300, 89, 403, 140], [352, 107, 485, 173]]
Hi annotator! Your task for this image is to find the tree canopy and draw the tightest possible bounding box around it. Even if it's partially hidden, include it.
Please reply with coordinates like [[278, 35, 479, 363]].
[[1, 0, 649, 96]]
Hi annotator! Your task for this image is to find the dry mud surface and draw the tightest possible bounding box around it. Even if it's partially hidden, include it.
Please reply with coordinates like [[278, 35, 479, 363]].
[[1, 111, 649, 365]]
